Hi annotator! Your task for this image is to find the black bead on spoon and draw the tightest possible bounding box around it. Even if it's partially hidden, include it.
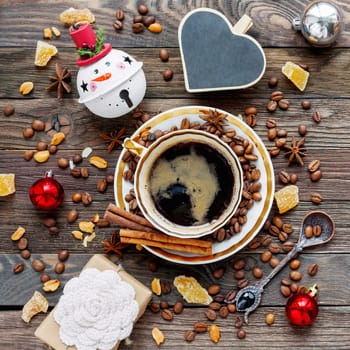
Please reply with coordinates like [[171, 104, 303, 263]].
[[224, 211, 335, 324]]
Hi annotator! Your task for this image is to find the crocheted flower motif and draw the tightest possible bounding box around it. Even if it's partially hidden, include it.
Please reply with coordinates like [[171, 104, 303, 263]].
[[54, 268, 139, 350]]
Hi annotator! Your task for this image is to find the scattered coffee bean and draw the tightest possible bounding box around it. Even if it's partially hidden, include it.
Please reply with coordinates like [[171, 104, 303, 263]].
[[194, 321, 208, 333], [67, 209, 79, 223], [132, 22, 144, 33], [313, 111, 321, 123], [70, 168, 81, 178], [269, 242, 281, 254], [261, 250, 272, 262], [237, 329, 246, 339], [161, 281, 171, 294], [266, 100, 277, 112], [97, 178, 108, 193], [213, 294, 225, 303], [49, 226, 60, 235], [244, 106, 257, 115], [23, 127, 34, 139], [245, 114, 257, 127], [113, 20, 123, 30], [308, 263, 319, 276], [290, 283, 299, 293], [277, 128, 288, 138], [143, 15, 156, 27], [105, 174, 114, 184], [233, 258, 245, 270], [160, 300, 169, 309], [48, 144, 58, 154], [207, 284, 221, 295], [281, 277, 292, 286], [72, 154, 82, 164], [148, 260, 158, 272], [36, 141, 47, 151], [81, 191, 92, 205], [161, 309, 173, 321], [289, 173, 298, 184], [227, 303, 236, 313], [282, 241, 295, 252], [305, 225, 313, 238], [290, 270, 302, 281], [133, 15, 143, 23], [138, 4, 149, 15], [313, 225, 322, 237], [289, 259, 301, 270], [149, 302, 160, 313], [272, 216, 283, 228], [13, 262, 24, 273], [278, 99, 290, 110], [268, 76, 278, 87], [266, 119, 277, 128], [20, 249, 31, 259], [279, 170, 290, 184], [298, 124, 307, 136], [209, 302, 221, 311], [219, 306, 229, 318], [17, 237, 28, 250], [265, 313, 275, 325], [71, 192, 82, 203], [115, 9, 125, 21], [55, 262, 65, 274], [269, 146, 280, 157], [163, 68, 174, 81], [267, 128, 277, 141], [205, 309, 217, 321], [308, 159, 321, 173], [57, 157, 69, 169], [159, 48, 169, 62], [234, 269, 245, 280], [212, 267, 225, 279], [31, 119, 45, 131], [225, 289, 237, 303], [3, 104, 15, 116], [311, 192, 323, 204], [40, 273, 51, 283], [270, 257, 280, 268], [237, 278, 249, 289], [80, 167, 89, 178], [301, 100, 311, 109], [173, 301, 184, 314], [252, 267, 263, 279], [23, 150, 34, 161], [184, 330, 196, 342], [280, 285, 291, 297], [42, 217, 56, 227], [32, 259, 45, 272], [234, 316, 244, 329], [271, 91, 284, 101], [310, 169, 322, 182], [58, 249, 69, 262]]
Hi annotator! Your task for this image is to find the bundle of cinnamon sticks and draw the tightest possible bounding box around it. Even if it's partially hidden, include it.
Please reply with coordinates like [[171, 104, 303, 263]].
[[104, 203, 212, 255]]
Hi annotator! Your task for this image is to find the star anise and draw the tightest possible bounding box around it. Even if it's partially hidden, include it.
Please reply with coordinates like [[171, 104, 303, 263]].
[[284, 136, 307, 166], [46, 63, 72, 99], [100, 127, 126, 153], [101, 232, 128, 256], [200, 109, 227, 133]]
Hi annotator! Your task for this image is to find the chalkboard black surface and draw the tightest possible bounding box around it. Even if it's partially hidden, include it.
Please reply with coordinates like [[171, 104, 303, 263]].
[[178, 9, 266, 93]]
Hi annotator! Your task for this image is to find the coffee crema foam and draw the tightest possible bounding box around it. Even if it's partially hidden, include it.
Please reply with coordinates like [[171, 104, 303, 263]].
[[149, 142, 233, 226]]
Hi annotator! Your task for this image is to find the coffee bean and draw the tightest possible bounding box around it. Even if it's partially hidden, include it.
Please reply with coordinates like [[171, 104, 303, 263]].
[[311, 192, 323, 204], [266, 119, 277, 128], [17, 237, 28, 250], [278, 99, 290, 110], [265, 313, 275, 325], [298, 124, 307, 136], [278, 231, 288, 242], [97, 178, 108, 193], [261, 250, 272, 262], [161, 309, 173, 321], [301, 100, 311, 109], [132, 22, 144, 33], [40, 273, 50, 283], [234, 316, 243, 328], [305, 225, 313, 238], [212, 267, 225, 279], [49, 226, 60, 235], [308, 263, 319, 276], [209, 302, 221, 311], [36, 141, 48, 151], [113, 20, 123, 30], [105, 174, 114, 184], [313, 111, 321, 123], [23, 127, 34, 139], [143, 15, 156, 27], [270, 257, 280, 268], [269, 243, 281, 254], [163, 68, 174, 81], [275, 137, 287, 148], [115, 9, 124, 21], [269, 225, 280, 237], [280, 285, 291, 297], [234, 270, 245, 280], [58, 249, 69, 262], [55, 262, 65, 274], [149, 302, 160, 313], [80, 167, 89, 178], [133, 15, 143, 23], [160, 300, 169, 309], [81, 192, 92, 205], [194, 321, 208, 333], [282, 223, 293, 234], [32, 259, 45, 272], [282, 241, 295, 252], [72, 192, 82, 203], [207, 284, 221, 295], [237, 278, 249, 289], [48, 145, 57, 154], [270, 91, 284, 101], [313, 225, 322, 237], [233, 258, 245, 270], [272, 216, 284, 228], [268, 76, 278, 87], [290, 283, 299, 293], [310, 169, 322, 182], [70, 168, 81, 178], [237, 329, 246, 339], [261, 235, 272, 246], [245, 114, 257, 127], [67, 209, 79, 223], [213, 294, 225, 303], [266, 100, 277, 112], [13, 262, 24, 273], [3, 104, 15, 116], [289, 173, 298, 184], [57, 157, 69, 169], [225, 289, 237, 303], [148, 260, 158, 272], [159, 48, 169, 62], [244, 106, 257, 115], [161, 281, 171, 294], [138, 4, 149, 15], [281, 278, 292, 286], [308, 159, 321, 173], [267, 127, 277, 140], [20, 249, 31, 259], [173, 301, 184, 314], [289, 259, 301, 270], [23, 150, 34, 161], [184, 330, 196, 342], [42, 217, 56, 228], [290, 270, 302, 281], [219, 306, 229, 318], [227, 303, 236, 313], [205, 309, 217, 321], [252, 267, 263, 279], [278, 171, 290, 184]]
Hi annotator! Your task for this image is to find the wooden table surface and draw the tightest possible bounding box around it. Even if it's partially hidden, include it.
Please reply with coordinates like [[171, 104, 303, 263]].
[[1, 1, 350, 349]]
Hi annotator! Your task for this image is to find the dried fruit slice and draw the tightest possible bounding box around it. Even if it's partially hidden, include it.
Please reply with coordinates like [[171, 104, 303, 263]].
[[274, 185, 299, 214], [151, 277, 162, 296], [152, 327, 165, 346], [0, 173, 15, 196], [282, 61, 309, 91], [34, 40, 58, 67], [59, 7, 95, 26], [22, 291, 49, 323], [173, 275, 213, 305]]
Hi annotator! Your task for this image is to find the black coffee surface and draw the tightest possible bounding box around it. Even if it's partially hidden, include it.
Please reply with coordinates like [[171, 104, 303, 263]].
[[149, 142, 234, 226]]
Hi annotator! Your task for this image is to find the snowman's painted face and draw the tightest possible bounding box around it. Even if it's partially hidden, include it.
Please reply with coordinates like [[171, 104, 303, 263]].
[[77, 49, 142, 103]]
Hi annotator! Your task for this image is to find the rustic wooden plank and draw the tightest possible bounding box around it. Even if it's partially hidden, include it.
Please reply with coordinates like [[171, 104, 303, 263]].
[[0, 1, 349, 48], [1, 306, 349, 349], [1, 48, 350, 99], [1, 252, 349, 307]]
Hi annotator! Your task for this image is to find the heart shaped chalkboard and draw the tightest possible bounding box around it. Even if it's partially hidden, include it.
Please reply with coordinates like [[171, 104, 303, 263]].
[[178, 9, 266, 92]]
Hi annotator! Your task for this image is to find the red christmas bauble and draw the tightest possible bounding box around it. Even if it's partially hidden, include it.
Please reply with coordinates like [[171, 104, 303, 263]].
[[286, 284, 319, 326], [29, 171, 64, 210]]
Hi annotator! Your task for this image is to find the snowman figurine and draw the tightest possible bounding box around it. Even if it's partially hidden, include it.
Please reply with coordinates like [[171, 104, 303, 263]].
[[70, 23, 146, 118]]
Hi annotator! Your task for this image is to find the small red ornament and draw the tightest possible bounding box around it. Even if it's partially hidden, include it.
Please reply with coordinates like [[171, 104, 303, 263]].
[[29, 170, 64, 210], [286, 284, 319, 326]]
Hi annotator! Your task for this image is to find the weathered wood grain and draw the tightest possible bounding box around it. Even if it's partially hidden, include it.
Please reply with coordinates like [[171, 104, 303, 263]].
[[0, 0, 349, 48]]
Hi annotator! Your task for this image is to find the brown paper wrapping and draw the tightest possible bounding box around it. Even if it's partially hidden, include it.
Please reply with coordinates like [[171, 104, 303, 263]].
[[35, 254, 152, 350]]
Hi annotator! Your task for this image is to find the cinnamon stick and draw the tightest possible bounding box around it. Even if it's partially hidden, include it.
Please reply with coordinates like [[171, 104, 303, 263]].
[[106, 203, 154, 228]]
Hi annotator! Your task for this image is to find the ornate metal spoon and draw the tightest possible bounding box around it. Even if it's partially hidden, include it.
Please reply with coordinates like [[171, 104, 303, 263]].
[[225, 211, 335, 323]]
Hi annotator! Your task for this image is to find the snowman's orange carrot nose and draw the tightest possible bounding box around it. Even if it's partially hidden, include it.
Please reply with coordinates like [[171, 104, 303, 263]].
[[92, 72, 112, 82]]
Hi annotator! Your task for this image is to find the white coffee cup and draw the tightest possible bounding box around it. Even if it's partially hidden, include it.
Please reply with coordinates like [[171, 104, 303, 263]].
[[123, 129, 243, 239]]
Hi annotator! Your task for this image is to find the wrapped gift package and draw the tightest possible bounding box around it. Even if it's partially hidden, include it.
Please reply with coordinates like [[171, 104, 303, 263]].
[[35, 254, 152, 350]]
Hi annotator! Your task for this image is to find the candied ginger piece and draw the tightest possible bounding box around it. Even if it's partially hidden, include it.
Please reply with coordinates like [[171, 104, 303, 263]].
[[274, 185, 299, 214], [282, 61, 309, 91], [173, 275, 212, 305], [22, 291, 48, 323], [34, 41, 57, 67], [0, 173, 15, 196], [59, 7, 95, 26]]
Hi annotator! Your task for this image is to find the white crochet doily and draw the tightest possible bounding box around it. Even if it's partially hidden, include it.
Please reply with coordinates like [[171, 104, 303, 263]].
[[54, 268, 139, 350]]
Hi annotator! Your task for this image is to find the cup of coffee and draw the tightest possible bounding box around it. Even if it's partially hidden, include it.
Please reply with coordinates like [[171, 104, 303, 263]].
[[123, 129, 243, 239]]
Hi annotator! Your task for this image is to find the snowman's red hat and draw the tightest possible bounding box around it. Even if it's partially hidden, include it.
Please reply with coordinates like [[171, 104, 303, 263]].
[[70, 23, 112, 67]]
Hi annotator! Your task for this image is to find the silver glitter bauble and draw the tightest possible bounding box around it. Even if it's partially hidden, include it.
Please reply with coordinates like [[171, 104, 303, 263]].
[[293, 1, 342, 46]]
